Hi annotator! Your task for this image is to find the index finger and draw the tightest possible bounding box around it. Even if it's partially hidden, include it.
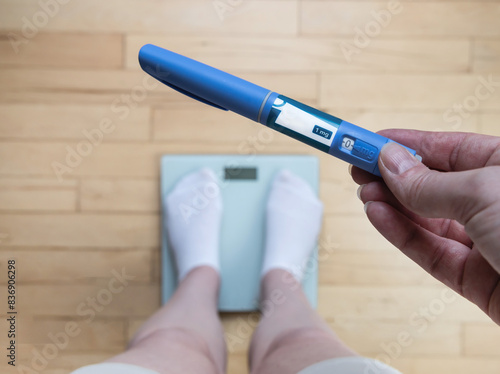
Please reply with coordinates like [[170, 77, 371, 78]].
[[378, 129, 500, 172]]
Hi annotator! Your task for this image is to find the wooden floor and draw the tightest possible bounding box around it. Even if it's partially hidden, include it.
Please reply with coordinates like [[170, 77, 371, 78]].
[[1, 1, 500, 373]]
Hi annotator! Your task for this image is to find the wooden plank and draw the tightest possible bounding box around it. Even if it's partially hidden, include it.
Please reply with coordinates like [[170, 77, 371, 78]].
[[44, 351, 117, 370], [318, 152, 356, 183], [13, 317, 126, 351], [0, 214, 159, 247], [16, 284, 160, 317], [320, 74, 500, 110], [318, 250, 441, 286], [301, 2, 500, 37], [321, 179, 361, 216], [413, 358, 500, 374], [0, 104, 150, 141], [0, 177, 77, 211], [9, 346, 115, 371], [55, 352, 119, 370], [0, 144, 348, 185], [21, 371, 73, 374], [480, 113, 500, 137], [318, 286, 491, 323], [126, 35, 470, 73], [322, 214, 395, 251], [463, 322, 500, 357], [0, 32, 122, 69], [473, 40, 500, 73], [0, 141, 318, 180], [329, 320, 461, 356], [0, 68, 171, 105], [0, 249, 152, 283], [0, 141, 166, 179], [81, 178, 159, 213], [222, 313, 258, 354], [327, 111, 479, 134], [151, 247, 161, 284], [0, 69, 316, 104], [0, 0, 298, 35], [153, 104, 298, 146], [127, 318, 147, 341], [0, 90, 179, 106], [0, 68, 156, 91], [360, 357, 500, 374], [227, 353, 249, 374]]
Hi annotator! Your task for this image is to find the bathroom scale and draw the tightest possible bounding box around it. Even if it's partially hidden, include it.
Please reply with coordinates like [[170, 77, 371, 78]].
[[161, 155, 319, 311]]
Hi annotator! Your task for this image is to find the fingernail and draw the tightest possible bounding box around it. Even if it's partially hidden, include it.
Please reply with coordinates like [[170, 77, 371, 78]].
[[380, 142, 420, 175], [357, 184, 365, 201], [364, 201, 372, 213], [348, 164, 353, 175]]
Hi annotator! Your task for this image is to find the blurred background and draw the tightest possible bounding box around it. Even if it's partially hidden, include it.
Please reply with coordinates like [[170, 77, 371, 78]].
[[0, 1, 499, 373]]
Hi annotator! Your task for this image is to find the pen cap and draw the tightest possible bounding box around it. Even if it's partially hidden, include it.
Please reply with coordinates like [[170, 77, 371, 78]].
[[139, 44, 278, 122]]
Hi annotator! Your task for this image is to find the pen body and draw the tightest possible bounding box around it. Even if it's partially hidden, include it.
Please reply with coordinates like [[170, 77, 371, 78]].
[[138, 45, 418, 177]]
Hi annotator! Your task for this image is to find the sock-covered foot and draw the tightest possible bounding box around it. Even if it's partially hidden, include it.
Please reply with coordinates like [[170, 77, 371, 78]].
[[165, 168, 222, 281], [261, 170, 323, 282]]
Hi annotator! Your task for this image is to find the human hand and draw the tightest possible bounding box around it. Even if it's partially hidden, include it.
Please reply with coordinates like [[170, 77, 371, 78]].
[[351, 129, 500, 324]]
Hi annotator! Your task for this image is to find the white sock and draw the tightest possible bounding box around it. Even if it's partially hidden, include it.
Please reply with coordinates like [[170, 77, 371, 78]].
[[261, 170, 323, 282], [164, 168, 222, 281]]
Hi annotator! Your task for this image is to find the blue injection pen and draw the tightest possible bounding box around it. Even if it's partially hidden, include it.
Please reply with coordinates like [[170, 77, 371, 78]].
[[138, 44, 420, 177]]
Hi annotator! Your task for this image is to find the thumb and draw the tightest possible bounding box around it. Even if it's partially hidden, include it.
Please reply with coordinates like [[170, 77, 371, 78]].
[[378, 142, 484, 224]]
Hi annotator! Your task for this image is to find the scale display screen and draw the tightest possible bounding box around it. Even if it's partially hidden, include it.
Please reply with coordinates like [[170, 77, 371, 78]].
[[224, 167, 257, 180]]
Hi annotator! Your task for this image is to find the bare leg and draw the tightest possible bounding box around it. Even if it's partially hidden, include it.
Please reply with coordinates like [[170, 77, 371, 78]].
[[107, 266, 226, 374], [249, 268, 357, 374], [250, 171, 357, 373]]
